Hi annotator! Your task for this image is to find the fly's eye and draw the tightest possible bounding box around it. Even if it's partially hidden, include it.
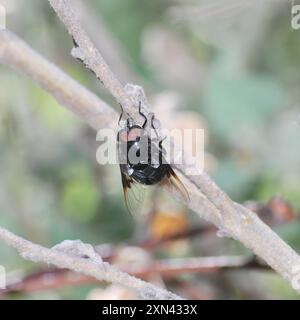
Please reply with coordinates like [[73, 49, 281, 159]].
[[127, 127, 142, 141], [118, 130, 129, 142]]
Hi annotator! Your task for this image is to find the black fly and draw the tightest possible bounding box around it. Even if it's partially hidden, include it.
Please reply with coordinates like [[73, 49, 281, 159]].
[[70, 36, 188, 214], [117, 102, 189, 214]]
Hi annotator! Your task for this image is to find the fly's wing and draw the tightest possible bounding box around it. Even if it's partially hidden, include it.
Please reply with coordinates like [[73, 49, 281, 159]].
[[161, 165, 189, 202], [120, 167, 146, 216]]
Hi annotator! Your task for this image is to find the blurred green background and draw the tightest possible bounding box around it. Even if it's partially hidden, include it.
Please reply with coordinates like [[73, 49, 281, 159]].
[[1, 0, 300, 299]]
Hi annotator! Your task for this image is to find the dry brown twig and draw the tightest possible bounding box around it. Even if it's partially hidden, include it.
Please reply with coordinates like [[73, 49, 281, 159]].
[[0, 0, 299, 298], [2, 255, 265, 295]]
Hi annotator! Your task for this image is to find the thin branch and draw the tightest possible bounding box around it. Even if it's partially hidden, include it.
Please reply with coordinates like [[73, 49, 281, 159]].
[[0, 228, 181, 300], [48, 0, 134, 114], [2, 255, 267, 295], [137, 225, 214, 250], [72, 0, 141, 84], [0, 29, 116, 132]]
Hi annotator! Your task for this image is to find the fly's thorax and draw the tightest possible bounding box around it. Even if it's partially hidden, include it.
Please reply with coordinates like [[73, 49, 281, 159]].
[[118, 125, 144, 142], [117, 125, 166, 166], [127, 134, 150, 165]]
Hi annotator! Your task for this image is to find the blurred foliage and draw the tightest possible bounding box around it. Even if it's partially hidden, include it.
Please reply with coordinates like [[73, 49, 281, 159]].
[[0, 0, 300, 299], [61, 163, 100, 222]]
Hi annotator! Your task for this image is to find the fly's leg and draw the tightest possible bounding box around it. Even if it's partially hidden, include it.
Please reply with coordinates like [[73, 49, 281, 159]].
[[118, 104, 131, 128], [139, 101, 148, 129], [158, 138, 167, 150], [151, 114, 167, 164], [151, 114, 161, 140], [118, 112, 123, 127], [118, 103, 124, 127]]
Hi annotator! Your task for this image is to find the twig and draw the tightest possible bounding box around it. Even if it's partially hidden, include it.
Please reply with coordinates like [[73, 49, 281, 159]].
[[72, 0, 140, 84], [48, 0, 134, 114], [0, 228, 182, 300], [0, 29, 116, 132], [137, 225, 214, 250], [1, 255, 266, 295]]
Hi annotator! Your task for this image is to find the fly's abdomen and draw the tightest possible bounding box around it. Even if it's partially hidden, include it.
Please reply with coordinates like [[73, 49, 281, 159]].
[[131, 164, 166, 185]]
